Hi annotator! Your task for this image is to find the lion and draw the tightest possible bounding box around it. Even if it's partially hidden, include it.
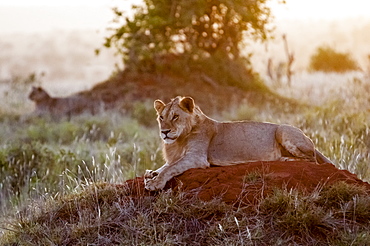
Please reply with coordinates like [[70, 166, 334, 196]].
[[29, 86, 96, 117], [144, 96, 332, 191]]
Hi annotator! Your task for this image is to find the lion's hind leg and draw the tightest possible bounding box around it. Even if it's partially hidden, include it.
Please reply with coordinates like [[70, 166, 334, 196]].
[[276, 125, 316, 162]]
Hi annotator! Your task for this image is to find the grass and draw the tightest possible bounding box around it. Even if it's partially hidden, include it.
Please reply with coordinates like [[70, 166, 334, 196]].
[[0, 72, 370, 244], [2, 182, 370, 245], [0, 112, 162, 217]]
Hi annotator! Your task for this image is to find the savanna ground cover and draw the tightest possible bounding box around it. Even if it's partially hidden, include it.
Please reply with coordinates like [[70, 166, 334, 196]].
[[0, 69, 370, 245], [1, 14, 370, 245]]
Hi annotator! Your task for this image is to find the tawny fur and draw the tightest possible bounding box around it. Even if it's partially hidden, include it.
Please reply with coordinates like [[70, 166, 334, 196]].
[[144, 96, 332, 191], [29, 86, 96, 117]]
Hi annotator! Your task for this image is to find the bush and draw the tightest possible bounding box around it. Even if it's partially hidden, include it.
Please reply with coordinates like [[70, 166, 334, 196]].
[[131, 101, 157, 127], [0, 143, 84, 202], [309, 46, 359, 73]]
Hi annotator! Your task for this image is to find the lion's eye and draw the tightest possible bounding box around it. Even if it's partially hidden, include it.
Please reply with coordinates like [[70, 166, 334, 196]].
[[159, 116, 164, 121], [172, 115, 179, 121]]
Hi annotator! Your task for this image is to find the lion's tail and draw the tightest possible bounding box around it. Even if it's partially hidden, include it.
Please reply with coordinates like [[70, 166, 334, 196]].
[[315, 150, 333, 164]]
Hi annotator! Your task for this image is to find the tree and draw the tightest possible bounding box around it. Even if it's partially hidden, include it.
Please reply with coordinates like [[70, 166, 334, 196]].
[[104, 0, 279, 90], [309, 46, 359, 73]]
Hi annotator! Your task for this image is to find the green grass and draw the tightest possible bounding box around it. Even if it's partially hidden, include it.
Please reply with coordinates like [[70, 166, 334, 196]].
[[1, 74, 370, 244], [0, 112, 162, 216]]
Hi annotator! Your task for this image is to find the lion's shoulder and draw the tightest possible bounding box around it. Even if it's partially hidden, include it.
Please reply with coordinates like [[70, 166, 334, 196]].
[[163, 112, 215, 160]]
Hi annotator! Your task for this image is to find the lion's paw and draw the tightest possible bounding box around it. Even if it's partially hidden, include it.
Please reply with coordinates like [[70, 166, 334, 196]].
[[144, 173, 166, 191], [144, 169, 158, 179]]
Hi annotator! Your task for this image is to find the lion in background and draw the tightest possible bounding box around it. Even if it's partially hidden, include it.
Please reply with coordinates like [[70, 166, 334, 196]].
[[144, 96, 333, 191], [29, 86, 97, 117]]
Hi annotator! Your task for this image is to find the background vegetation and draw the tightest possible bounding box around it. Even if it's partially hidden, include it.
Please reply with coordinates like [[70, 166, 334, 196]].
[[1, 1, 370, 244], [0, 70, 370, 244], [309, 46, 359, 73], [102, 0, 275, 92]]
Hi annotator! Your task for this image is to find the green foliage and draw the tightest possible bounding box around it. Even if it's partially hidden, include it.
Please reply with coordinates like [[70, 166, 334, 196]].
[[131, 101, 157, 127], [309, 46, 359, 73], [243, 170, 263, 183], [105, 0, 273, 65], [257, 184, 370, 243], [0, 113, 162, 215], [194, 53, 268, 91], [317, 181, 368, 209], [0, 143, 56, 195], [102, 0, 275, 92], [260, 189, 334, 241]]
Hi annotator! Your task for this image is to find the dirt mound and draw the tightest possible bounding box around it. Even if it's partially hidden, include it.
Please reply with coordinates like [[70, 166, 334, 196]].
[[123, 161, 370, 206], [80, 70, 279, 114]]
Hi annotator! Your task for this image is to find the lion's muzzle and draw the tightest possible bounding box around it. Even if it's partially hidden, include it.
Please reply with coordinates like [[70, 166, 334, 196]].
[[161, 129, 177, 144], [161, 129, 171, 136]]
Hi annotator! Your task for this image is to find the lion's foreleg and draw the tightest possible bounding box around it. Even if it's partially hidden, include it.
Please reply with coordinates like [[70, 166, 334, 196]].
[[144, 158, 209, 191], [144, 163, 168, 180]]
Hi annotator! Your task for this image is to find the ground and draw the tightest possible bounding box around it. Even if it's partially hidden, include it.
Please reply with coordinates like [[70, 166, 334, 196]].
[[78, 68, 287, 115], [122, 161, 370, 206]]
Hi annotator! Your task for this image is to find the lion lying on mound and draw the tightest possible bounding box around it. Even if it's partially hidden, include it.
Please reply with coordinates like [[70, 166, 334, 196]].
[[144, 96, 332, 191], [29, 86, 95, 117]]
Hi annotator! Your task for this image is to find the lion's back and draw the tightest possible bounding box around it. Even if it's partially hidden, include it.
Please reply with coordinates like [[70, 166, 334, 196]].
[[53, 96, 86, 113], [207, 121, 280, 165], [35, 96, 95, 116]]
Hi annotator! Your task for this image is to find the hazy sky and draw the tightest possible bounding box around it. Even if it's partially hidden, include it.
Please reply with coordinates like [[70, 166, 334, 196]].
[[271, 0, 370, 20], [0, 0, 109, 6], [0, 0, 369, 34], [0, 0, 129, 33]]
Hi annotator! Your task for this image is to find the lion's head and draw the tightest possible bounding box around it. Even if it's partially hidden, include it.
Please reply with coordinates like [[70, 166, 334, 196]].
[[29, 86, 51, 102], [154, 96, 199, 144]]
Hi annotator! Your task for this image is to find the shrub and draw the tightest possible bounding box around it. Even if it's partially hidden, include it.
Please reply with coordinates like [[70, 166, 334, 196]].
[[317, 181, 368, 209], [309, 46, 359, 73], [131, 101, 157, 127], [0, 143, 84, 203], [0, 143, 55, 195]]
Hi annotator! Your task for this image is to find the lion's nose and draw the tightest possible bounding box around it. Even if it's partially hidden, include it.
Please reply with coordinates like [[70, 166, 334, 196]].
[[161, 129, 171, 136]]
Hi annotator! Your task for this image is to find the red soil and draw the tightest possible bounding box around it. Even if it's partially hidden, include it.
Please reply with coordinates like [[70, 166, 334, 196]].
[[123, 161, 370, 206]]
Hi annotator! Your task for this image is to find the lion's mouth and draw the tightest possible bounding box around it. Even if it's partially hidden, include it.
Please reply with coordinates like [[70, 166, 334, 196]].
[[163, 136, 176, 140], [163, 136, 177, 144]]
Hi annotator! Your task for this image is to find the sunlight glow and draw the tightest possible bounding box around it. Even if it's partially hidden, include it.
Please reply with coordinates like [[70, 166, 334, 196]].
[[272, 0, 370, 20], [0, 0, 369, 34], [0, 0, 113, 7]]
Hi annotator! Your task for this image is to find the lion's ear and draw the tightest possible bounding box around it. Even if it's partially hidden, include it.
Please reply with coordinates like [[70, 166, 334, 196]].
[[179, 97, 194, 113], [154, 99, 165, 113]]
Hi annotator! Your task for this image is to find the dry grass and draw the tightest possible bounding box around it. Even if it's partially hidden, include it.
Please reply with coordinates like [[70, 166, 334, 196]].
[[0, 46, 370, 245], [2, 182, 370, 245]]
